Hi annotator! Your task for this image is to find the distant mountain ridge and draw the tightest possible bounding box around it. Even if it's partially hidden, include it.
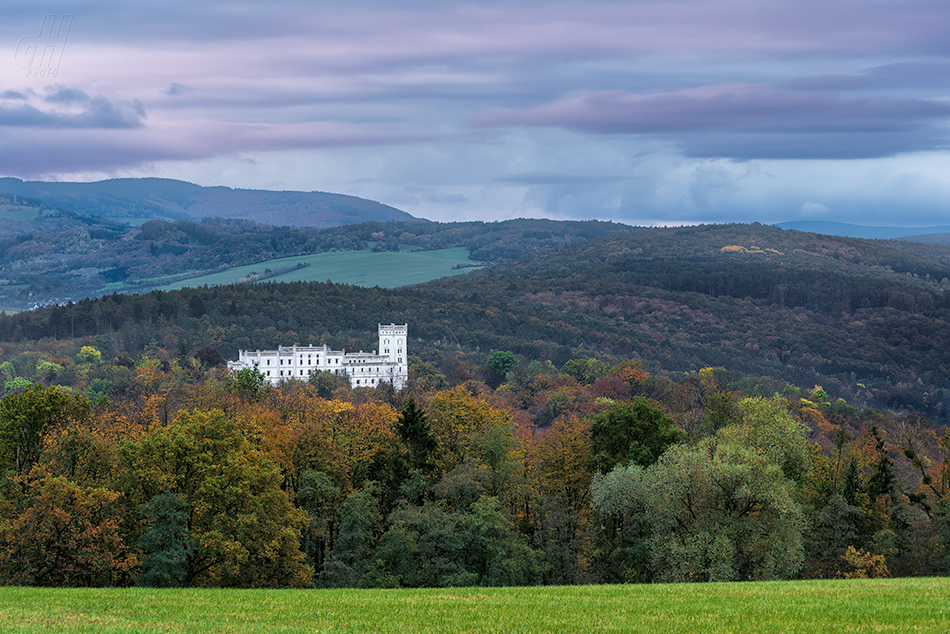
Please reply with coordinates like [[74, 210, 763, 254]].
[[0, 177, 419, 227], [776, 220, 950, 241]]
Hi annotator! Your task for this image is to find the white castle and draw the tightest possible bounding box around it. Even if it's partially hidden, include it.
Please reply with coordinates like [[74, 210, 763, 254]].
[[228, 323, 408, 390]]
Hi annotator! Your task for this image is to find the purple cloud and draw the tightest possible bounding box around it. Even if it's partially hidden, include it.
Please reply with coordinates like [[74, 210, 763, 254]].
[[474, 84, 950, 159]]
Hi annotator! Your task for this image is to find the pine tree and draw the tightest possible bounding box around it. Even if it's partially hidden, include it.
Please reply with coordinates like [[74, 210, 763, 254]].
[[395, 396, 437, 474]]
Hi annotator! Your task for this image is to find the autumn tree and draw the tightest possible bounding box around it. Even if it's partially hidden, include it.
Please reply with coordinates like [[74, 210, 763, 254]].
[[426, 386, 512, 473], [0, 474, 133, 586], [121, 409, 311, 587], [0, 384, 90, 477]]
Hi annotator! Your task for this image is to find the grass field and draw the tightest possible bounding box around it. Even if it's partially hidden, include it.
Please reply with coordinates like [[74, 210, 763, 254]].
[[157, 247, 478, 292], [0, 578, 946, 633], [0, 204, 42, 221]]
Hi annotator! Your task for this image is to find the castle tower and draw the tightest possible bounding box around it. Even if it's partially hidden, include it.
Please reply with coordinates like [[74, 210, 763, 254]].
[[378, 323, 407, 365]]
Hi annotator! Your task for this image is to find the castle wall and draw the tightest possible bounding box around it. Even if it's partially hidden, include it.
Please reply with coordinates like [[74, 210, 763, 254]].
[[228, 324, 408, 390]]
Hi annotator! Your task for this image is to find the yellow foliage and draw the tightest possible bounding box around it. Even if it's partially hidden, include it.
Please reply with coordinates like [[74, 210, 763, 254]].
[[720, 245, 783, 256], [838, 546, 889, 579], [800, 407, 833, 434], [427, 386, 512, 472]]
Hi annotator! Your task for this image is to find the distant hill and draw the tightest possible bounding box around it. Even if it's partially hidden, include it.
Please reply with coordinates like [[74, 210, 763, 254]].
[[0, 215, 632, 308], [900, 233, 950, 246], [0, 177, 419, 227], [776, 220, 950, 240]]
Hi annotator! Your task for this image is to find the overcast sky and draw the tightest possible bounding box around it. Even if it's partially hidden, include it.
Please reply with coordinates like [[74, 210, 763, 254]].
[[3, 0, 950, 226]]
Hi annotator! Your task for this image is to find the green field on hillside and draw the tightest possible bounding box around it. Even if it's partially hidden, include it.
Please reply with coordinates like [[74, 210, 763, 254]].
[[157, 247, 478, 291], [0, 578, 946, 633], [0, 204, 42, 221]]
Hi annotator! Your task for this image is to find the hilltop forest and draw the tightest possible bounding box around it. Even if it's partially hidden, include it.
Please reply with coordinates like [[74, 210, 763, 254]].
[[0, 204, 628, 305], [0, 222, 949, 588]]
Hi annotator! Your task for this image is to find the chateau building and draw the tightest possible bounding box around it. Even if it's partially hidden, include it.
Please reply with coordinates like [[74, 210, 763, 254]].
[[228, 323, 408, 390]]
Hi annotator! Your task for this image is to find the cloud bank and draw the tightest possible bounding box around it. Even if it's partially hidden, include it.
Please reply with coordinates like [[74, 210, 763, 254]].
[[1, 0, 950, 225]]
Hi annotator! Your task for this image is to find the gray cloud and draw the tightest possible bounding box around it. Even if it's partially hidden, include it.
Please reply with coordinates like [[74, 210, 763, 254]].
[[474, 84, 950, 159], [4, 0, 950, 227], [165, 83, 193, 96], [0, 87, 145, 129]]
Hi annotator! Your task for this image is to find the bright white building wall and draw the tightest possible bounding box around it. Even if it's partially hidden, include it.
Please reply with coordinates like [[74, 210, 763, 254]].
[[228, 324, 409, 390]]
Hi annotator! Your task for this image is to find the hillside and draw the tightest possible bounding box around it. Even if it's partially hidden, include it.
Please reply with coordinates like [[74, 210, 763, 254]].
[[776, 220, 950, 240], [0, 177, 418, 227], [0, 215, 631, 308], [421, 223, 950, 415], [2, 223, 949, 418]]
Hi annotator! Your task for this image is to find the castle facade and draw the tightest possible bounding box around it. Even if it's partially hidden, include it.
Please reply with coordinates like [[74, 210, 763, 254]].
[[228, 323, 408, 390]]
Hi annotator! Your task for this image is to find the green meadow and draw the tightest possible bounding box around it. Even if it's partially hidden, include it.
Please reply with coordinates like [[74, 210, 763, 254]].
[[0, 204, 42, 222], [1, 578, 947, 634], [157, 247, 478, 291]]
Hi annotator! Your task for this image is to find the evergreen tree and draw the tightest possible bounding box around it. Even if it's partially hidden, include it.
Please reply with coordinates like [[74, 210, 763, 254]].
[[395, 396, 437, 474], [137, 493, 194, 588]]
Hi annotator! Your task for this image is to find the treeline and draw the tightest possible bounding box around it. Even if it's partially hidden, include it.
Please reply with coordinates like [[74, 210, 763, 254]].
[[0, 347, 947, 588]]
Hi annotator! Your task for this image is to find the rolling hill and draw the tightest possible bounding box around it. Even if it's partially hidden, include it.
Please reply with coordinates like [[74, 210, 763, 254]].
[[0, 177, 419, 227]]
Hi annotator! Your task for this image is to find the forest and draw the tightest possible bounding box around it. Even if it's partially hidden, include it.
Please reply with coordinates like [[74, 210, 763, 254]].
[[0, 208, 629, 305], [0, 343, 946, 588], [1, 221, 950, 588], [1, 223, 949, 417]]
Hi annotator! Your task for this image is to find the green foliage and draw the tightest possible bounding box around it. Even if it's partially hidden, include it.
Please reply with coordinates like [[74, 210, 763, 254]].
[[295, 470, 342, 573], [137, 493, 194, 588], [226, 365, 266, 402], [724, 396, 813, 482], [589, 397, 685, 472], [561, 358, 612, 386], [377, 496, 543, 588], [308, 369, 350, 399], [319, 485, 386, 588], [0, 384, 90, 477], [593, 397, 812, 583], [486, 351, 517, 390], [395, 396, 438, 475], [77, 346, 102, 364], [3, 377, 31, 394], [122, 409, 311, 587]]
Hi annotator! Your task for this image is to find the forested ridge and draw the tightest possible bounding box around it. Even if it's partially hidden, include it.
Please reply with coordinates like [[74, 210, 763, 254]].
[[2, 222, 949, 418], [0, 211, 628, 305], [1, 222, 950, 588]]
